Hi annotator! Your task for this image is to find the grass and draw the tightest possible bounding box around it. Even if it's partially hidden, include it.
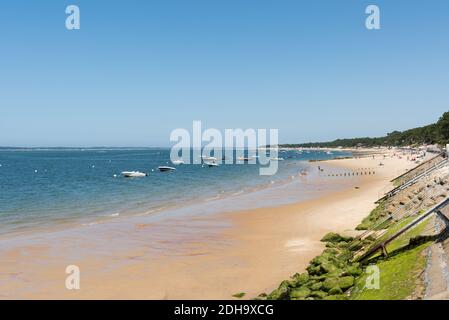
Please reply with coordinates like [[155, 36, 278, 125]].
[[351, 217, 433, 300], [364, 209, 430, 259], [392, 179, 402, 188], [356, 201, 388, 230], [232, 292, 246, 299], [384, 215, 432, 253], [350, 242, 430, 300]]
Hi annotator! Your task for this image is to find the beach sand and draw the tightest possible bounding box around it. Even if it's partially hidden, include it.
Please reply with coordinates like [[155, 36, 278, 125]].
[[0, 151, 416, 299]]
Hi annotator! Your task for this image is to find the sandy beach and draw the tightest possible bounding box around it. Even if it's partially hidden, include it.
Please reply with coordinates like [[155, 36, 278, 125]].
[[0, 150, 416, 299]]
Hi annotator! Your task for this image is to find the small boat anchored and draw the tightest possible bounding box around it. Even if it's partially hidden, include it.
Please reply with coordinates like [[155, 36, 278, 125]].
[[121, 171, 147, 178], [158, 166, 176, 172], [237, 156, 253, 162], [204, 161, 219, 167], [202, 156, 217, 161], [172, 160, 184, 165]]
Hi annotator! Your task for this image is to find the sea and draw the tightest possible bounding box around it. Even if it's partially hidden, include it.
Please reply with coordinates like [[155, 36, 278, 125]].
[[0, 148, 352, 235]]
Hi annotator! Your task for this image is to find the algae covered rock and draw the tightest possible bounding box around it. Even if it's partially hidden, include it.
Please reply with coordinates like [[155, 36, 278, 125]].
[[320, 262, 339, 274], [323, 276, 354, 292], [309, 282, 323, 291], [267, 281, 290, 300], [343, 265, 363, 277], [321, 232, 353, 243], [309, 290, 328, 300], [323, 248, 339, 255], [306, 264, 323, 276], [328, 287, 343, 295], [291, 273, 309, 286], [254, 293, 268, 300], [324, 294, 348, 300], [259, 230, 360, 300], [289, 286, 311, 299], [338, 276, 355, 290]]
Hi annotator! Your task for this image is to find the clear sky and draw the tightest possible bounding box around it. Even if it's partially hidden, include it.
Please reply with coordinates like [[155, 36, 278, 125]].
[[0, 0, 448, 147]]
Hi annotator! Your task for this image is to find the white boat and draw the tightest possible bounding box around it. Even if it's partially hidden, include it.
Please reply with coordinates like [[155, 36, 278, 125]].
[[121, 171, 147, 177], [204, 161, 219, 167], [326, 151, 333, 155], [158, 166, 176, 172], [237, 156, 253, 162], [270, 157, 284, 161], [172, 160, 184, 165], [202, 156, 217, 161]]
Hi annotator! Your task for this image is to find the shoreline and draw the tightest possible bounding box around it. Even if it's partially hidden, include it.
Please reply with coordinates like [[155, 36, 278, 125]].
[[0, 149, 415, 299], [0, 159, 329, 240]]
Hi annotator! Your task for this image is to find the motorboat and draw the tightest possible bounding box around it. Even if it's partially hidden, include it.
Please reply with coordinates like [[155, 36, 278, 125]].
[[204, 161, 219, 167], [237, 156, 253, 162], [121, 171, 147, 177], [158, 166, 176, 172], [172, 160, 184, 165], [270, 157, 284, 161], [202, 156, 217, 161]]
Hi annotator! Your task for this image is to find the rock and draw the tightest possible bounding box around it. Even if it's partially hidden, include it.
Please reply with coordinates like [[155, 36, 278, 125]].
[[309, 274, 328, 282], [328, 287, 343, 295], [343, 265, 363, 277], [232, 292, 245, 299], [309, 290, 328, 299], [321, 262, 339, 274], [287, 279, 298, 288], [325, 242, 338, 248], [306, 264, 323, 276], [292, 273, 309, 286], [338, 276, 355, 290], [322, 276, 354, 292], [254, 293, 267, 300], [309, 282, 323, 291], [321, 232, 353, 243], [267, 281, 290, 300], [338, 241, 349, 249], [323, 248, 339, 255], [289, 287, 311, 299], [310, 254, 328, 266], [324, 294, 348, 300]]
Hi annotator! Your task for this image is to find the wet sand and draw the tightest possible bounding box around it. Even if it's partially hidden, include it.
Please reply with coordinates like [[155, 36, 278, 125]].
[[0, 151, 415, 299]]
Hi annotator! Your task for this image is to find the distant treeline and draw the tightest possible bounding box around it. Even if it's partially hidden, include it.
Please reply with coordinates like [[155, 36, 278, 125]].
[[280, 111, 449, 148]]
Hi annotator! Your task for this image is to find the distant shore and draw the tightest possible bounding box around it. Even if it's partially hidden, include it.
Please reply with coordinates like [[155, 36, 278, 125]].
[[0, 148, 416, 299]]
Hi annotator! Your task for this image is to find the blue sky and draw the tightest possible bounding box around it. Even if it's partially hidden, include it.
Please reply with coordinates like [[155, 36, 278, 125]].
[[0, 0, 448, 147]]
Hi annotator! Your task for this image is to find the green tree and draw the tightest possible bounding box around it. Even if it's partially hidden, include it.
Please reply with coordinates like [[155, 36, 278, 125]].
[[437, 112, 449, 144]]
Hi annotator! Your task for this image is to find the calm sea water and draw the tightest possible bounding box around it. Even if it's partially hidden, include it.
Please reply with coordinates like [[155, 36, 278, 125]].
[[0, 148, 351, 234]]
